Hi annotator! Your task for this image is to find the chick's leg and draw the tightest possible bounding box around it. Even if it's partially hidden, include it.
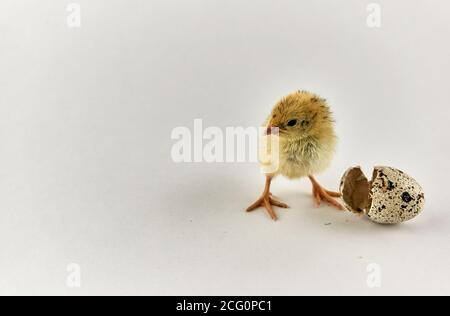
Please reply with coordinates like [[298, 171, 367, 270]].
[[246, 175, 288, 220], [308, 175, 344, 210]]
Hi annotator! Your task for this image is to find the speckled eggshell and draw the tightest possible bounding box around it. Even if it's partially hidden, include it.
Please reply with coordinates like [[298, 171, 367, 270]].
[[368, 166, 425, 224]]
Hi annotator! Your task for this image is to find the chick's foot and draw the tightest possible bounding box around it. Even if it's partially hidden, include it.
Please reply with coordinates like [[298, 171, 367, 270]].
[[308, 175, 344, 210], [246, 194, 289, 220], [246, 176, 288, 221]]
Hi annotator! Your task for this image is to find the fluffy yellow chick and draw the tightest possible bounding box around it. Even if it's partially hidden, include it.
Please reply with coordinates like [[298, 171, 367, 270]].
[[246, 90, 343, 220]]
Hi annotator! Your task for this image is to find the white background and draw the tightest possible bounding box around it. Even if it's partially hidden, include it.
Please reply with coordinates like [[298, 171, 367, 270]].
[[1, 0, 449, 295]]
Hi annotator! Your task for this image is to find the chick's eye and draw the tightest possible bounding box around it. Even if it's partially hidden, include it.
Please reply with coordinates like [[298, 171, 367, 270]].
[[287, 119, 297, 127]]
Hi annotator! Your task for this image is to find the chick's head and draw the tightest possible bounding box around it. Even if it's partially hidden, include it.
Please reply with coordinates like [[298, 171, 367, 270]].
[[267, 90, 334, 140]]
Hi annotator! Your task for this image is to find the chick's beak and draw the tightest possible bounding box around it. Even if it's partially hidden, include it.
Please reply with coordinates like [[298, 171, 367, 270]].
[[265, 124, 279, 135]]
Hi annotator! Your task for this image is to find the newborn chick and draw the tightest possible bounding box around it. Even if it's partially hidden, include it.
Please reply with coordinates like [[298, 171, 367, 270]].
[[247, 90, 343, 220]]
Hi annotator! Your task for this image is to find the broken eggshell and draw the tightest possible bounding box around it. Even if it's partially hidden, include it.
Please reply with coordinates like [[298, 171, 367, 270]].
[[339, 166, 425, 224]]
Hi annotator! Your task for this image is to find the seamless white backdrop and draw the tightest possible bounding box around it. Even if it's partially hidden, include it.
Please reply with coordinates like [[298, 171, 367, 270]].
[[1, 0, 449, 295]]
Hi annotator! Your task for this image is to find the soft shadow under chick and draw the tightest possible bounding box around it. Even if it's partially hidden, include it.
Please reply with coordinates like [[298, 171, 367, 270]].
[[247, 90, 344, 220]]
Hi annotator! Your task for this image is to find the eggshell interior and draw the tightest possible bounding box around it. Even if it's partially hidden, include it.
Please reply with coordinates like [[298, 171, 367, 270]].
[[340, 167, 371, 215]]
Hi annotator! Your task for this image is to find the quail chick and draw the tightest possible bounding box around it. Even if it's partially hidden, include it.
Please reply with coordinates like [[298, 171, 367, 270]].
[[246, 90, 343, 220]]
